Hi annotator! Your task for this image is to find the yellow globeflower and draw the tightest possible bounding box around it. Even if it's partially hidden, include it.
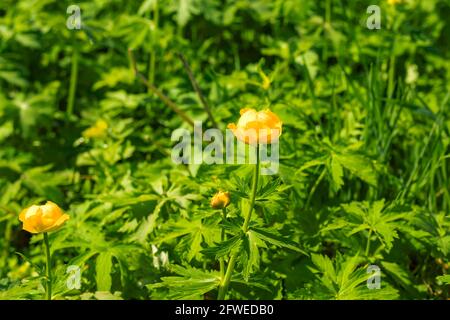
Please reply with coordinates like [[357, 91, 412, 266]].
[[19, 201, 69, 234], [227, 108, 282, 145], [210, 191, 231, 209]]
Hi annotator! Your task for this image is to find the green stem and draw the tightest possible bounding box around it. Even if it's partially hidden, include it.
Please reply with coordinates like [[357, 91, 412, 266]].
[[323, 0, 331, 63], [148, 0, 158, 88], [218, 145, 260, 300], [67, 47, 79, 116], [387, 50, 396, 99], [219, 208, 227, 280], [365, 229, 372, 257], [242, 148, 260, 232], [305, 167, 327, 208], [43, 232, 52, 300]]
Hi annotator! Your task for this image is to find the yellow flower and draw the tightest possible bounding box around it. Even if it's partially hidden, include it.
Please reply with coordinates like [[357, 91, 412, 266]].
[[19, 201, 69, 234], [82, 119, 108, 139], [210, 191, 231, 209], [387, 0, 403, 5], [227, 108, 282, 145]]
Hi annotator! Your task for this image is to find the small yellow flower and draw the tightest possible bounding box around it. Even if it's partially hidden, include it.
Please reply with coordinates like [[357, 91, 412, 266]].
[[19, 201, 69, 234], [210, 191, 231, 209], [387, 0, 403, 5], [227, 108, 282, 145], [82, 119, 108, 139]]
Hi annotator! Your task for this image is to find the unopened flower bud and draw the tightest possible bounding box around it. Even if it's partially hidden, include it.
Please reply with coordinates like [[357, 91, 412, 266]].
[[210, 191, 231, 209]]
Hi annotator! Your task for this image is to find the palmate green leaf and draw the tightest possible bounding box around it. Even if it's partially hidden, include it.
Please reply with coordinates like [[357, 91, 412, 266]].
[[298, 140, 378, 190], [336, 200, 409, 251], [154, 216, 220, 262], [305, 254, 399, 300], [149, 265, 221, 300], [202, 234, 243, 259], [311, 254, 337, 280]]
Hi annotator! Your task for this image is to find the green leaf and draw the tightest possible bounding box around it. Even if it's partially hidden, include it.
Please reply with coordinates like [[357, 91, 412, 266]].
[[177, 0, 195, 27], [250, 227, 305, 253], [132, 199, 166, 243], [311, 253, 337, 284], [307, 254, 399, 300], [138, 0, 157, 16], [330, 154, 344, 191], [240, 230, 265, 280], [148, 265, 220, 299], [202, 235, 243, 259], [437, 275, 450, 285], [296, 156, 327, 174], [335, 153, 377, 186], [96, 252, 113, 292]]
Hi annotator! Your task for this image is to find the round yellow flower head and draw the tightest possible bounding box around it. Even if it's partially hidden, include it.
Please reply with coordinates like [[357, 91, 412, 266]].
[[227, 108, 282, 145], [19, 201, 70, 234], [210, 191, 231, 210]]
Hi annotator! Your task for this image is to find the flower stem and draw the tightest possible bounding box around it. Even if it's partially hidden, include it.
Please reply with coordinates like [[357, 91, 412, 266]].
[[242, 145, 260, 232], [219, 208, 227, 280], [43, 232, 52, 300], [67, 46, 78, 116], [365, 229, 372, 257], [148, 0, 158, 88], [218, 144, 260, 300]]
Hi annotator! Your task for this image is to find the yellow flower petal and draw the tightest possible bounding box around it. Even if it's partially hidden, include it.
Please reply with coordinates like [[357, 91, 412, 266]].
[[228, 108, 282, 145], [18, 202, 69, 234]]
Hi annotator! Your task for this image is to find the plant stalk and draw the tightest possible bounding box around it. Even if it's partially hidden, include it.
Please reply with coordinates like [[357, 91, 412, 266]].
[[128, 48, 195, 127], [219, 208, 227, 280], [148, 0, 158, 88], [218, 144, 260, 300], [67, 47, 78, 116], [43, 232, 52, 300], [365, 229, 372, 257]]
